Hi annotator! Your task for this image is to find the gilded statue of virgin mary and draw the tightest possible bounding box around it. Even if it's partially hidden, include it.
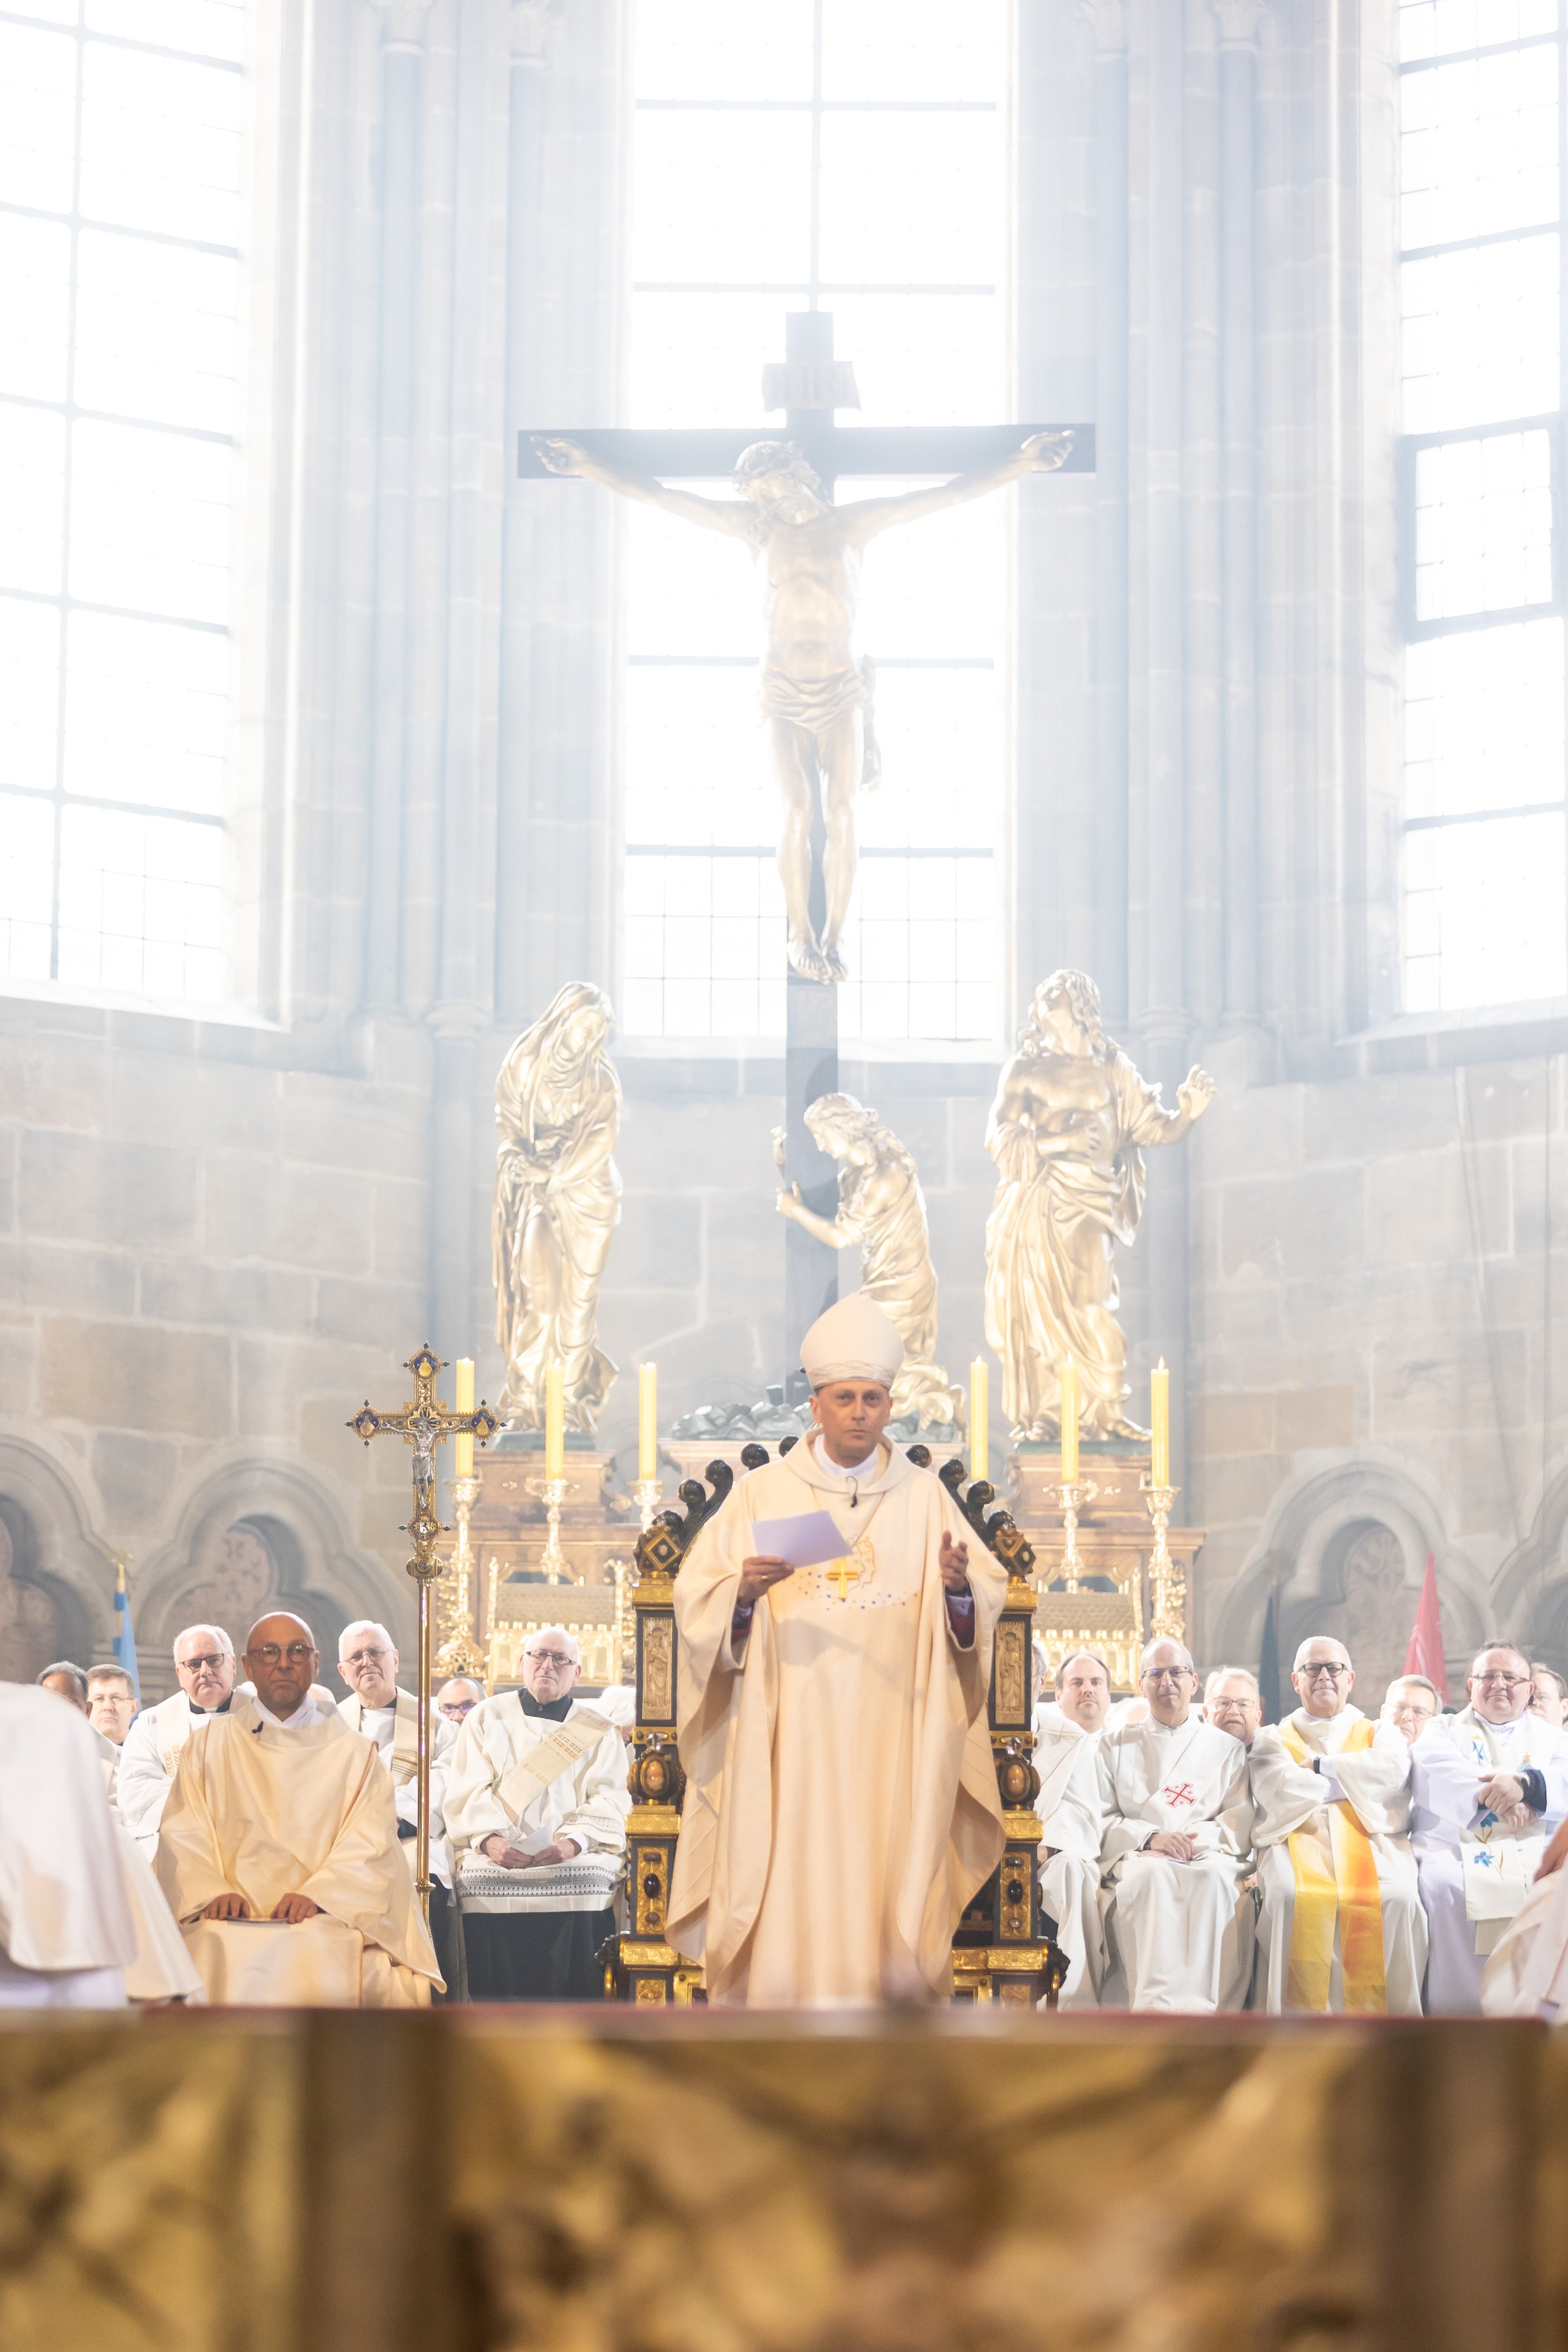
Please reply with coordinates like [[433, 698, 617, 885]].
[[492, 982, 622, 1436], [982, 970, 1214, 1445]]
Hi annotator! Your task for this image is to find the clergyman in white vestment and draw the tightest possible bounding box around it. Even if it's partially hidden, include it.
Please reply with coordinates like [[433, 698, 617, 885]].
[[1094, 1639, 1254, 2013], [445, 1624, 630, 1999], [1035, 1650, 1115, 2008], [1249, 1636, 1425, 2015], [336, 1617, 461, 1994], [157, 1613, 441, 2007], [1410, 1642, 1568, 2013], [667, 1294, 1007, 2007], [0, 1681, 136, 2008], [118, 1624, 241, 1859]]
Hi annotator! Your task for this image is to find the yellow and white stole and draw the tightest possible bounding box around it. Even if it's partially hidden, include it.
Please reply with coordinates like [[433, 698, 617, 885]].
[[1279, 1717, 1386, 2014]]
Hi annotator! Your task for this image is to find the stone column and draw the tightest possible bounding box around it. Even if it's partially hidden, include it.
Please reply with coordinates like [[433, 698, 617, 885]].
[[363, 0, 431, 1012], [1086, 0, 1131, 1026], [1216, 0, 1262, 1028]]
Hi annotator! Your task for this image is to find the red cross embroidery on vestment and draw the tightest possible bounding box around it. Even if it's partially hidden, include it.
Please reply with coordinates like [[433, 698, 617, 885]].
[[1160, 1783, 1196, 1809]]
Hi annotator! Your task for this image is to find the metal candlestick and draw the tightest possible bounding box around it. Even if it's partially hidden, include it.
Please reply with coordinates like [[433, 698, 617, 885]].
[[528, 1473, 572, 1582], [1140, 1477, 1185, 1641], [1050, 1479, 1099, 1591], [630, 1476, 663, 1533], [434, 1471, 486, 1679]]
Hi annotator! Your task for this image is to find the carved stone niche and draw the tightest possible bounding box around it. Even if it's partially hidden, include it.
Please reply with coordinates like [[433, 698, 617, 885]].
[[1291, 1520, 1413, 1700], [0, 1502, 77, 1682], [141, 1518, 351, 1697]]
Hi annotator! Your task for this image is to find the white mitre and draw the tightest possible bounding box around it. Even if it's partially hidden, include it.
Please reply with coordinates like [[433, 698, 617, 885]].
[[800, 1292, 904, 1388]]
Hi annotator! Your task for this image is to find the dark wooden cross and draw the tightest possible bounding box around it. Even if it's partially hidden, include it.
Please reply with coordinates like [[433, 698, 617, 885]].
[[520, 312, 1094, 1402]]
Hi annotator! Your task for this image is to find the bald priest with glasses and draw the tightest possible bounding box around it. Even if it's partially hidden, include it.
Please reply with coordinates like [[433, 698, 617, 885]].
[[1248, 1636, 1427, 2014], [156, 1612, 442, 2006]]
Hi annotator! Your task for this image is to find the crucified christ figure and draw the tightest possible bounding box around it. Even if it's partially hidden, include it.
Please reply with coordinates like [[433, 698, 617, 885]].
[[535, 430, 1073, 985]]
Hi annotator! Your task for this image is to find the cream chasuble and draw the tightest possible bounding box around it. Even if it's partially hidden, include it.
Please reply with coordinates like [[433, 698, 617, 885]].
[[156, 1694, 441, 2008], [667, 1439, 1006, 2005], [445, 1691, 629, 1916], [1033, 1719, 1106, 2008], [0, 1682, 136, 2006], [1094, 1715, 1254, 2013], [1249, 1704, 1425, 2015], [1411, 1704, 1568, 2013]]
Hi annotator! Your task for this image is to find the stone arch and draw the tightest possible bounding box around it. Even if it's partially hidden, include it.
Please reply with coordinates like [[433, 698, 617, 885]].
[[132, 1456, 408, 1702], [1209, 1455, 1487, 1700], [1490, 1467, 1568, 1682], [0, 1435, 113, 1675]]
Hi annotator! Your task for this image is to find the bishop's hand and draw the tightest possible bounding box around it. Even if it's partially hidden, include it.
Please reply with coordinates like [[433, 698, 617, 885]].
[[1148, 1830, 1197, 1862], [738, 1555, 794, 1603], [939, 1533, 971, 1592], [1538, 1819, 1568, 1879], [1479, 1772, 1527, 1817], [1020, 429, 1074, 473], [202, 1890, 252, 1921], [271, 1893, 321, 1923]]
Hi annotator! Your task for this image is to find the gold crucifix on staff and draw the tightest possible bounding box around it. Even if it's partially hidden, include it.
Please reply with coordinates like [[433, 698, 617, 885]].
[[347, 1345, 499, 1921]]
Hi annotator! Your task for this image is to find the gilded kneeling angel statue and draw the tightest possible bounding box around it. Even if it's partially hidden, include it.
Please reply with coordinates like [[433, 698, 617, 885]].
[[775, 1091, 964, 1433], [492, 982, 622, 1437], [983, 970, 1214, 1445]]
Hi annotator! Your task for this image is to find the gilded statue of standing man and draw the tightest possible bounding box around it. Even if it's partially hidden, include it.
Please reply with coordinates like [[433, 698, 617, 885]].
[[983, 971, 1214, 1445], [492, 982, 622, 1436], [535, 430, 1073, 985]]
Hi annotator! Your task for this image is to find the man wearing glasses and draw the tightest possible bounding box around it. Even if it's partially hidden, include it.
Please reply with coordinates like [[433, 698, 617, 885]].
[[118, 1624, 240, 1860], [1408, 1641, 1568, 2013], [1250, 1636, 1426, 2013], [1091, 1639, 1255, 2012], [444, 1626, 630, 1999]]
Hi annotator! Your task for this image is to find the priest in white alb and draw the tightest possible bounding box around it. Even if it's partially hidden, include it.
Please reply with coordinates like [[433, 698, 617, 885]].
[[156, 1611, 441, 2006], [0, 1680, 137, 2008], [1409, 1641, 1568, 2013], [666, 1294, 1007, 2006], [1094, 1638, 1254, 2012], [1249, 1635, 1425, 2014], [118, 1624, 241, 1859], [336, 1617, 461, 1994], [1035, 1650, 1112, 2008], [444, 1624, 630, 1998]]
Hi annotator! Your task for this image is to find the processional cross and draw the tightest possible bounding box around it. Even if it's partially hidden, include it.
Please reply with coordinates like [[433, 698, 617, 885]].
[[521, 313, 1094, 1393], [348, 1346, 499, 1918]]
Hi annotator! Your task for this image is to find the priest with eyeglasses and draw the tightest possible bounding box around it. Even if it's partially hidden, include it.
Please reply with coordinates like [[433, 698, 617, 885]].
[[1408, 1641, 1568, 2013], [156, 1611, 442, 2006]]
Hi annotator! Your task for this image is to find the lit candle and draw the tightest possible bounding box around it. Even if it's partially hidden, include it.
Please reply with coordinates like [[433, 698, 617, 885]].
[[638, 1362, 658, 1483], [1059, 1359, 1079, 1486], [970, 1358, 988, 1484], [455, 1357, 475, 1478], [545, 1360, 564, 1480], [1151, 1359, 1170, 1489]]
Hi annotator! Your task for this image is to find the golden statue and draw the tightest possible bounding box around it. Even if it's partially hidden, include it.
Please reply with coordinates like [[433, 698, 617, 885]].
[[492, 982, 622, 1436], [775, 1091, 965, 1432], [535, 430, 1073, 985], [983, 971, 1214, 1444]]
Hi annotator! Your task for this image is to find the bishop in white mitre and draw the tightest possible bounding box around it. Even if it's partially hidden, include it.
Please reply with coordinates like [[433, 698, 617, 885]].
[[1249, 1635, 1425, 2014], [666, 1294, 1007, 2007], [157, 1612, 441, 2007], [118, 1623, 241, 1859], [1094, 1638, 1254, 2012], [0, 1680, 138, 2008], [1035, 1650, 1115, 2008], [1409, 1641, 1568, 2013], [444, 1624, 630, 1998], [336, 1617, 461, 1993]]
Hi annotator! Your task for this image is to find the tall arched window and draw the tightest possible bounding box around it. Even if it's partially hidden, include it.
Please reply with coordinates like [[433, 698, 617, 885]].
[[0, 0, 242, 1004], [1399, 0, 1566, 1011], [621, 0, 1008, 1045]]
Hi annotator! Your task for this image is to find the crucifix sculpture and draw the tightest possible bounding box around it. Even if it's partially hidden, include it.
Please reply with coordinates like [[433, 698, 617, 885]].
[[348, 1346, 499, 1918], [521, 311, 1094, 1395]]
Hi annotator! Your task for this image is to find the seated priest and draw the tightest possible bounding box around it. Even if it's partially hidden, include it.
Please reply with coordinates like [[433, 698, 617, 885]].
[[443, 1626, 630, 1999], [155, 1611, 441, 2007], [32, 1661, 205, 2004], [1249, 1635, 1426, 2014], [1381, 1675, 1441, 1745], [1094, 1638, 1254, 2013], [438, 1676, 486, 1726], [1035, 1651, 1110, 2009], [1409, 1641, 1568, 2013], [1204, 1668, 1263, 1751], [1530, 1664, 1567, 1730], [666, 1294, 1007, 2007], [0, 1682, 137, 2009], [118, 1624, 240, 1858], [86, 1665, 139, 1751], [336, 1617, 460, 1993]]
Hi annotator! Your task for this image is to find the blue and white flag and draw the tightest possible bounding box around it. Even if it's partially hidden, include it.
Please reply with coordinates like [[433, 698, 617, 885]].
[[112, 1559, 140, 1697]]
